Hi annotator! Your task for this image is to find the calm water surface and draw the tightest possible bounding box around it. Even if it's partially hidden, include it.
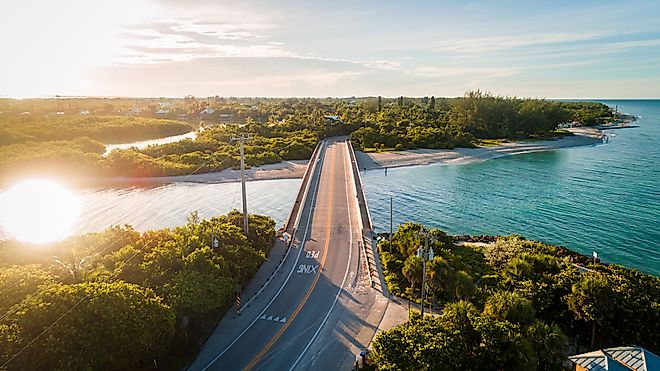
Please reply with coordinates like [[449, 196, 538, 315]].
[[2, 101, 657, 276], [0, 179, 301, 240], [103, 130, 198, 156], [362, 100, 660, 275]]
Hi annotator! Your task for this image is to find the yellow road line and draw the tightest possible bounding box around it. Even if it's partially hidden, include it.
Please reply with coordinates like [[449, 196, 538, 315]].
[[244, 143, 337, 370]]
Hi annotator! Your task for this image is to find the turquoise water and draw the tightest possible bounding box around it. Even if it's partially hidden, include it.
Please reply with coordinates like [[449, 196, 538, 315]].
[[362, 100, 660, 276]]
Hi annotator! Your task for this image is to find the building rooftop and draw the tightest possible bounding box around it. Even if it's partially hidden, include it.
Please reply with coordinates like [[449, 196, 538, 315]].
[[569, 346, 660, 371]]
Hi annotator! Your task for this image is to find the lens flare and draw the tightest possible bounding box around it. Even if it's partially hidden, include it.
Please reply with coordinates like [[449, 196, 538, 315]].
[[0, 179, 81, 244]]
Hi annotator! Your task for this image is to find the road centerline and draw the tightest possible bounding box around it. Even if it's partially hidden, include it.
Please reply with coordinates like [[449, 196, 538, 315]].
[[243, 143, 338, 370]]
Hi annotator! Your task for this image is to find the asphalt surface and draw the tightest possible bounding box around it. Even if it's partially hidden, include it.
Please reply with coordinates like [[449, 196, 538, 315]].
[[190, 138, 375, 371]]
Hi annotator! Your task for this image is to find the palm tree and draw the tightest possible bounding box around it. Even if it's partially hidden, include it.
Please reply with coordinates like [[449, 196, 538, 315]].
[[402, 256, 423, 297], [53, 248, 88, 283], [566, 273, 615, 350], [526, 320, 568, 370]]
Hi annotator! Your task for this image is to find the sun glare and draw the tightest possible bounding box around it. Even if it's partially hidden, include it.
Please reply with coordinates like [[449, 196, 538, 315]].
[[0, 179, 81, 244]]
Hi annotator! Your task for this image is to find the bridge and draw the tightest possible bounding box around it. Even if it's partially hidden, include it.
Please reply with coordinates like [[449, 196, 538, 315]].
[[189, 137, 388, 370]]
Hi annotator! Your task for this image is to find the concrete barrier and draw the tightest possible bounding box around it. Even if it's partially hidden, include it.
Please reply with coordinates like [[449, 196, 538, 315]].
[[283, 140, 324, 234], [346, 140, 374, 232], [346, 140, 381, 289], [287, 140, 325, 246]]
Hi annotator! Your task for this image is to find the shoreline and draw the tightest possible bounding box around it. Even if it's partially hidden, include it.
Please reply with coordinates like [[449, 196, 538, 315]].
[[71, 127, 609, 187], [76, 160, 308, 188], [355, 127, 604, 171]]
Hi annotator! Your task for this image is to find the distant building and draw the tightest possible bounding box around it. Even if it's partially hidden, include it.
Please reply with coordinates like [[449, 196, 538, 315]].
[[324, 115, 344, 125], [126, 107, 141, 116], [200, 107, 216, 115], [569, 346, 660, 371], [79, 109, 90, 115], [156, 109, 171, 116]]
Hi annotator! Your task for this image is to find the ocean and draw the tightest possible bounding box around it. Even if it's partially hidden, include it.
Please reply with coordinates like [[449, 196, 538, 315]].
[[361, 100, 660, 276]]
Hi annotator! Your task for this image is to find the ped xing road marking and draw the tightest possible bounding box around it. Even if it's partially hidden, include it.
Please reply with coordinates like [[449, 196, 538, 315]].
[[198, 142, 326, 371], [259, 314, 287, 323], [289, 140, 357, 370], [305, 250, 320, 259], [297, 264, 319, 274], [243, 142, 338, 370]]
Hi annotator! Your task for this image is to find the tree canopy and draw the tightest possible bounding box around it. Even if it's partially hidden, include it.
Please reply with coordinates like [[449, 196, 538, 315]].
[[0, 94, 613, 183], [0, 210, 276, 369], [372, 223, 660, 370]]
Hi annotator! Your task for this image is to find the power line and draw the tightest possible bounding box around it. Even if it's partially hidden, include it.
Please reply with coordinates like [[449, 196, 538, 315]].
[[230, 134, 252, 234], [2, 146, 244, 367]]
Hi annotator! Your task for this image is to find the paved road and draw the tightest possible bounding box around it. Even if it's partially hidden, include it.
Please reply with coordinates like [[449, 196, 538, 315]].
[[190, 138, 378, 371]]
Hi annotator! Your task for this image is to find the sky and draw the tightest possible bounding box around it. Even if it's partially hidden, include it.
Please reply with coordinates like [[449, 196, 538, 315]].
[[1, 0, 660, 98]]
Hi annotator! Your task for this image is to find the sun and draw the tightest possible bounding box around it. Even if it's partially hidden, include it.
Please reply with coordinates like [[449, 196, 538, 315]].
[[0, 179, 81, 244]]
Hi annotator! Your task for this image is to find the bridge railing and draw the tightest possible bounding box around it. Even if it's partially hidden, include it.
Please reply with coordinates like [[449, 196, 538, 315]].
[[346, 140, 374, 232], [347, 140, 382, 290], [283, 140, 324, 234]]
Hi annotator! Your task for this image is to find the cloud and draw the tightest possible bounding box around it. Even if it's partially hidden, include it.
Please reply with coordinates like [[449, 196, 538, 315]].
[[406, 67, 519, 78], [114, 18, 402, 75], [116, 19, 293, 63], [89, 56, 377, 97], [169, 20, 275, 41], [434, 33, 604, 54]]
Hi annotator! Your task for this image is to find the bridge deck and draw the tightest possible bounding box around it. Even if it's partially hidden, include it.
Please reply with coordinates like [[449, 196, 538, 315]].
[[190, 138, 385, 371]]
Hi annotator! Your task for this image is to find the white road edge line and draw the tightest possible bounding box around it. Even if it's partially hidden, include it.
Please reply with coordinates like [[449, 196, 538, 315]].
[[288, 140, 356, 371], [242, 141, 324, 309], [200, 141, 326, 371]]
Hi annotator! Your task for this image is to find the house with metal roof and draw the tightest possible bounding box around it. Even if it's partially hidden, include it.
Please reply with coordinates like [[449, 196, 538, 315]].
[[569, 346, 660, 371]]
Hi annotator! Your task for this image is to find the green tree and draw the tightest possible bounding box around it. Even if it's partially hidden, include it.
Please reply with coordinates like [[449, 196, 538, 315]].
[[402, 256, 423, 294], [566, 273, 616, 349], [162, 247, 233, 317], [483, 291, 535, 326], [484, 237, 523, 269], [525, 320, 567, 370], [1, 281, 175, 370], [0, 265, 56, 314], [446, 270, 475, 301]]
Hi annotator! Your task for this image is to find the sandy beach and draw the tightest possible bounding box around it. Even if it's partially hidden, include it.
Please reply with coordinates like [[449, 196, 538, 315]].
[[82, 127, 605, 186], [80, 160, 308, 187], [355, 127, 604, 171]]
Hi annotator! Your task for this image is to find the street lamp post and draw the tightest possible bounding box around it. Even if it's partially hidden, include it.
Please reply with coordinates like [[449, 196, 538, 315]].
[[417, 229, 435, 317]]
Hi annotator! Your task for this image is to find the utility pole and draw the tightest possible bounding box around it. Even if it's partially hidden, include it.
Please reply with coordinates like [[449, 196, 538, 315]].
[[417, 229, 435, 317], [232, 134, 251, 234], [389, 196, 393, 253]]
